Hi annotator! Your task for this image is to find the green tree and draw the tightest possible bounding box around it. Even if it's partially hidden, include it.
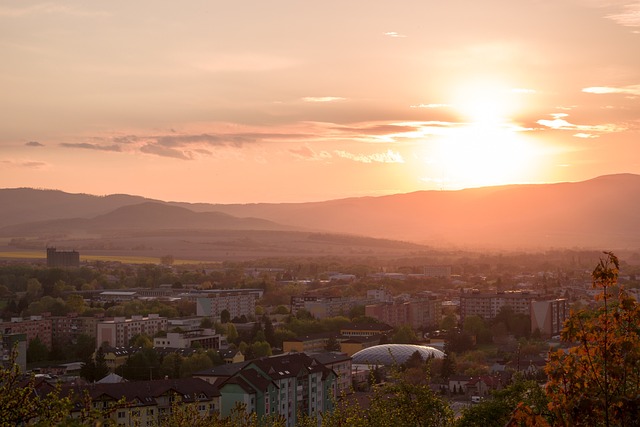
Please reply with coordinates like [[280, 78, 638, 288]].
[[94, 346, 109, 379], [220, 309, 231, 324], [0, 348, 73, 425], [226, 322, 239, 344], [26, 336, 49, 363], [325, 335, 341, 352], [392, 325, 418, 344], [545, 252, 640, 426], [456, 376, 550, 427]]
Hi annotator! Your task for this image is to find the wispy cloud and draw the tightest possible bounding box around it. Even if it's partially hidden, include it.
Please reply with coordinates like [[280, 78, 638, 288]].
[[334, 149, 404, 164], [606, 2, 640, 27], [60, 142, 122, 152], [289, 146, 332, 161], [384, 31, 407, 38], [583, 84, 640, 95], [302, 97, 346, 103], [537, 114, 626, 134], [1, 159, 48, 169], [25, 141, 44, 147], [140, 144, 191, 160]]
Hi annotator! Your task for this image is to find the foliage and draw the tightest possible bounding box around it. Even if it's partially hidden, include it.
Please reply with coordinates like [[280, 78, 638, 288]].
[[392, 325, 418, 344], [26, 336, 49, 363], [455, 376, 551, 427], [0, 347, 73, 425], [545, 252, 640, 426]]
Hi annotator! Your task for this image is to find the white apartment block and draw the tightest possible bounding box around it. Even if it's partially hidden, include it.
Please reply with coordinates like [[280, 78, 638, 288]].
[[460, 290, 540, 321], [195, 289, 261, 320], [96, 314, 167, 348], [153, 329, 221, 350]]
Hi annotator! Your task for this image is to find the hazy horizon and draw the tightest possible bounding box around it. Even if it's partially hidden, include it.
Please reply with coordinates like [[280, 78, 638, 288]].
[[1, 1, 639, 204]]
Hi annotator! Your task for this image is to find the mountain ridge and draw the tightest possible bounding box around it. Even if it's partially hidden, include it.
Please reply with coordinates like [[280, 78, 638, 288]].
[[1, 174, 639, 253]]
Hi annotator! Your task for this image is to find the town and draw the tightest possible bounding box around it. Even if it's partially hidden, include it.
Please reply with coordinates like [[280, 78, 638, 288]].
[[2, 248, 638, 425]]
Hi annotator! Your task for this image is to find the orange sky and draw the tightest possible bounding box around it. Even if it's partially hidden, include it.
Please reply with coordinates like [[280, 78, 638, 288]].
[[1, 1, 639, 203]]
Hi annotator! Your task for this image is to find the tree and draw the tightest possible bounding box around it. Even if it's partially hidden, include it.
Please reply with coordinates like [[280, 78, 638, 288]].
[[0, 348, 72, 425], [545, 252, 640, 426], [94, 346, 109, 380], [200, 317, 214, 329], [226, 322, 239, 344], [220, 309, 231, 324], [325, 335, 341, 352], [273, 305, 289, 315], [456, 376, 550, 427], [26, 336, 48, 363], [392, 325, 418, 344]]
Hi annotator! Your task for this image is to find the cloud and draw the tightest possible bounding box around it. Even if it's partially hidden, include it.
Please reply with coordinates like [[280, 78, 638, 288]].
[[25, 141, 44, 147], [574, 133, 598, 138], [334, 149, 404, 164], [140, 144, 192, 160], [302, 97, 345, 103], [60, 142, 122, 152], [537, 114, 626, 133], [384, 31, 407, 38], [289, 146, 332, 161], [583, 85, 640, 95], [606, 2, 640, 27], [1, 159, 48, 169]]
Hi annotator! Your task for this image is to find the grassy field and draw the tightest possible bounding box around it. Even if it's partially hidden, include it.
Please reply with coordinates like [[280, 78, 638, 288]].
[[0, 251, 201, 265]]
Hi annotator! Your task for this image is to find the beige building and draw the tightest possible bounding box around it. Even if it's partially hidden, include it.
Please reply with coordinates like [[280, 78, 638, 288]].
[[460, 290, 539, 322], [195, 289, 261, 320], [530, 298, 569, 337], [154, 329, 221, 350], [0, 316, 52, 349], [365, 297, 442, 329], [97, 314, 167, 348]]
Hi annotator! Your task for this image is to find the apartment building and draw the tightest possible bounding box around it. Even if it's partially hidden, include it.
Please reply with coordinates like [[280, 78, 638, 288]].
[[51, 378, 220, 426], [365, 296, 442, 329], [153, 329, 221, 350], [195, 289, 261, 320], [96, 314, 167, 348], [215, 353, 337, 427], [459, 290, 540, 322], [0, 316, 52, 349], [530, 298, 569, 337]]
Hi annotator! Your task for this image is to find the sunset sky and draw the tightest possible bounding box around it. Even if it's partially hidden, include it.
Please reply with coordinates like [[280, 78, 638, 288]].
[[1, 1, 639, 203]]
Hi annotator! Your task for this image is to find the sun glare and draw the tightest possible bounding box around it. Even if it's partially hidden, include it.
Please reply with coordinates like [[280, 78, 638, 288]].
[[423, 79, 538, 189], [452, 80, 519, 125]]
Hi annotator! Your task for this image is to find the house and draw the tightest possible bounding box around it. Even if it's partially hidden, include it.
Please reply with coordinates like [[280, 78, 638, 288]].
[[216, 352, 338, 426], [37, 378, 220, 426]]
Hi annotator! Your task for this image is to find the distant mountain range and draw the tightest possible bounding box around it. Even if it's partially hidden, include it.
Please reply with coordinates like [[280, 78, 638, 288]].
[[1, 174, 639, 258]]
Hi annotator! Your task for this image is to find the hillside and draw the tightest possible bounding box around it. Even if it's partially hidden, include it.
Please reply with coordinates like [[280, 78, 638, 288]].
[[1, 174, 639, 257]]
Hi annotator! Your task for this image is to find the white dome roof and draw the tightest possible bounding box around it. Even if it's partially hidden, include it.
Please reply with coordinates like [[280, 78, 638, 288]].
[[352, 344, 444, 366]]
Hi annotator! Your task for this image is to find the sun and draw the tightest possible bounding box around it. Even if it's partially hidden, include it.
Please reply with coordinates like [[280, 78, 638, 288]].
[[424, 79, 539, 189]]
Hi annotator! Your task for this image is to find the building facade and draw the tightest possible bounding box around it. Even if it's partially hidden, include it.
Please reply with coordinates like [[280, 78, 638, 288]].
[[195, 289, 261, 321], [46, 247, 80, 268], [96, 314, 167, 348], [530, 298, 569, 337]]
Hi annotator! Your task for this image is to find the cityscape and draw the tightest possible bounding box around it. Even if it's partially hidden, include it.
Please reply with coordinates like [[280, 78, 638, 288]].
[[2, 1, 640, 426]]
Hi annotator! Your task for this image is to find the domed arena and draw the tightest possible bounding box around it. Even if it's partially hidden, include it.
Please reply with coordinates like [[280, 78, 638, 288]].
[[352, 344, 445, 366]]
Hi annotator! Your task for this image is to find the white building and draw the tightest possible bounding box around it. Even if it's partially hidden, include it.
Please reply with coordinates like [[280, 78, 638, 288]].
[[195, 289, 261, 320], [96, 314, 167, 348]]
